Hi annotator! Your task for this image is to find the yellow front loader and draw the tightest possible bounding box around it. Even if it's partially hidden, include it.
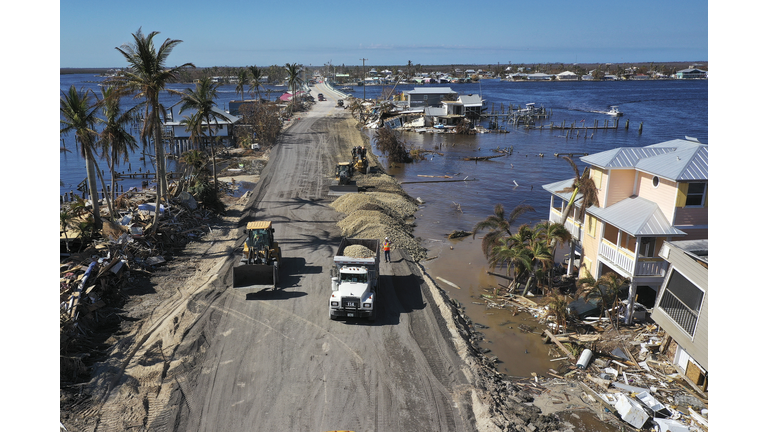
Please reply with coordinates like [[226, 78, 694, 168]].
[[232, 221, 282, 289]]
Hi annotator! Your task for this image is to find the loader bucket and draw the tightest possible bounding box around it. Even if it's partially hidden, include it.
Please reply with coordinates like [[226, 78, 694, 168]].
[[328, 184, 359, 195], [232, 262, 278, 290]]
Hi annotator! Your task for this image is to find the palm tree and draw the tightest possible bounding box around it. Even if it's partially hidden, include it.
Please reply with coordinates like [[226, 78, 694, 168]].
[[60, 209, 73, 253], [178, 77, 230, 188], [97, 85, 138, 210], [576, 271, 626, 327], [472, 203, 534, 258], [112, 28, 194, 231], [285, 63, 303, 110], [556, 156, 600, 276], [248, 66, 264, 101], [60, 85, 102, 229], [545, 294, 570, 334], [235, 69, 248, 101], [556, 156, 600, 226]]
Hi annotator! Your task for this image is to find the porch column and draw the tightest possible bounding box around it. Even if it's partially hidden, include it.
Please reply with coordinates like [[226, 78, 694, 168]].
[[567, 240, 576, 277], [624, 281, 637, 325]]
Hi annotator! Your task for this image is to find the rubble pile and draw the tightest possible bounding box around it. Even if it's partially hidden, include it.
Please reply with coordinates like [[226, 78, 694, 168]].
[[465, 283, 709, 431], [60, 188, 220, 360]]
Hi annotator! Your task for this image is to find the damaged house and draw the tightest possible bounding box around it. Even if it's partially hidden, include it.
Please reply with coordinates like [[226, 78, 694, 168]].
[[654, 239, 708, 393]]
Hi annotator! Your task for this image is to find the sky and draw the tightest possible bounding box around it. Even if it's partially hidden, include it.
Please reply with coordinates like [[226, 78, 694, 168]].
[[59, 0, 708, 68]]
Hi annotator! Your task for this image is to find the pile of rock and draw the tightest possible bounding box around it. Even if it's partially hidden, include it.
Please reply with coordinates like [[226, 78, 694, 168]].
[[343, 244, 376, 258], [331, 175, 427, 261]]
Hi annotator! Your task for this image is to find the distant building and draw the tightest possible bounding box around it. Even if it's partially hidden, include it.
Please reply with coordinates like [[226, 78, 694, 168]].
[[406, 87, 457, 109], [676, 68, 707, 79], [556, 71, 579, 81]]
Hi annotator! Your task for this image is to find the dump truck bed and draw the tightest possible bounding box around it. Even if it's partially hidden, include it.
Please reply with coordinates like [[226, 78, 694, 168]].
[[334, 238, 380, 266]]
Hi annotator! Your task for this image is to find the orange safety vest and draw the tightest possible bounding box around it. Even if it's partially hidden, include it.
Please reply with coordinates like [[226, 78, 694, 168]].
[[383, 241, 391, 251]]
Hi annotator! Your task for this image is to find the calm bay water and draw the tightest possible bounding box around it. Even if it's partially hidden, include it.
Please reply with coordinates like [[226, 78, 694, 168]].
[[59, 74, 288, 195]]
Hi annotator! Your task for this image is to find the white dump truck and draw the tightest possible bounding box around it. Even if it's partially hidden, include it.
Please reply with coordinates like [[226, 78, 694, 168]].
[[329, 238, 380, 321]]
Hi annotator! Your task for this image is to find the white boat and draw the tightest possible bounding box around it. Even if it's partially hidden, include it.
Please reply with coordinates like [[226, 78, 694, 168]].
[[607, 106, 623, 116]]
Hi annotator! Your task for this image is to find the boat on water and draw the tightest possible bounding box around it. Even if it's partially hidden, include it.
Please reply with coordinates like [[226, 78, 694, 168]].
[[607, 106, 623, 116]]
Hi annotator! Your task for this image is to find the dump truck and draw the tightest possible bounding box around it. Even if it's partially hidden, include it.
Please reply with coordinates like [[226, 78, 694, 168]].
[[329, 238, 380, 321], [329, 161, 358, 195], [232, 221, 282, 290]]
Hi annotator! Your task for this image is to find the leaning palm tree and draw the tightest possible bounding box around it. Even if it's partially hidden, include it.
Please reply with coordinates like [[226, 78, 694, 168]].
[[177, 76, 230, 187], [556, 156, 599, 225], [576, 270, 625, 327], [97, 85, 138, 209], [285, 63, 303, 110], [60, 85, 102, 229], [248, 65, 264, 101], [112, 28, 194, 231], [472, 203, 534, 258]]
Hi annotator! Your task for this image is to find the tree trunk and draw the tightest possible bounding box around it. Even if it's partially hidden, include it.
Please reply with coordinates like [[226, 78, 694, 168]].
[[84, 153, 102, 230], [151, 104, 166, 231], [95, 162, 116, 221]]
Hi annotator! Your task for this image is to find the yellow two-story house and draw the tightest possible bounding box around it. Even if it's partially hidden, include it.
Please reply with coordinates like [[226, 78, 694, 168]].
[[543, 138, 708, 319]]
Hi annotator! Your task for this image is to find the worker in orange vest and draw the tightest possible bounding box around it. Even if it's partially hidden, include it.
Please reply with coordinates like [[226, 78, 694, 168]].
[[383, 237, 392, 263]]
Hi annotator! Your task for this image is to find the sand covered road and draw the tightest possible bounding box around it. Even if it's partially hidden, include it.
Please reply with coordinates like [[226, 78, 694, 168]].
[[66, 94, 491, 431]]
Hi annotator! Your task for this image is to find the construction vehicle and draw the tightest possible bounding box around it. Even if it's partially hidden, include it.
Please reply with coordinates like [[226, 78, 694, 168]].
[[329, 238, 380, 321], [337, 99, 344, 108], [232, 221, 282, 289], [329, 161, 358, 195], [352, 146, 369, 174]]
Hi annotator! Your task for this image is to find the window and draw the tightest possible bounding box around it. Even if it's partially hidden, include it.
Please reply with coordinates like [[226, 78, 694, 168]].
[[652, 176, 660, 188], [658, 269, 704, 337], [685, 182, 706, 207]]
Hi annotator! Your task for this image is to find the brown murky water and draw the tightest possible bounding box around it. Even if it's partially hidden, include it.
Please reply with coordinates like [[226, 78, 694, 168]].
[[415, 233, 558, 377]]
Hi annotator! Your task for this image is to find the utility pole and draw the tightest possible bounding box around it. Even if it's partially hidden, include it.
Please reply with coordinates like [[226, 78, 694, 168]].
[[360, 58, 368, 100]]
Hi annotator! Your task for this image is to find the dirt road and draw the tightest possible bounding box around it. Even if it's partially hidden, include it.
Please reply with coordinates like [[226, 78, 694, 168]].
[[67, 86, 510, 431]]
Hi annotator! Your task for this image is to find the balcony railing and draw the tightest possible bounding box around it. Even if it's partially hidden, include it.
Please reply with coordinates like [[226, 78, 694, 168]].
[[549, 207, 583, 242], [598, 240, 668, 277], [658, 291, 698, 337]]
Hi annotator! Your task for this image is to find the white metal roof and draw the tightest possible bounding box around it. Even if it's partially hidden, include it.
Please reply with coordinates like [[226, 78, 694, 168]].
[[580, 138, 708, 181], [587, 196, 687, 237], [407, 87, 457, 95]]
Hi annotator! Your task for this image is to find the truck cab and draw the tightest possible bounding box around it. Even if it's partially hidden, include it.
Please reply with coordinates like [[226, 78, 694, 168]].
[[329, 238, 380, 321]]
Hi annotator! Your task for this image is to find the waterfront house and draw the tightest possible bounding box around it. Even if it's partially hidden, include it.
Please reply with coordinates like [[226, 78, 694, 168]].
[[556, 71, 579, 81], [426, 94, 485, 126], [162, 105, 240, 154], [676, 68, 707, 79], [542, 137, 708, 322], [527, 72, 554, 81], [406, 87, 458, 109], [652, 239, 708, 394]]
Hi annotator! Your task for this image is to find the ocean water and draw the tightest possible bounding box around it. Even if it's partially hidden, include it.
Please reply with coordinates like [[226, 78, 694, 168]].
[[59, 74, 288, 196]]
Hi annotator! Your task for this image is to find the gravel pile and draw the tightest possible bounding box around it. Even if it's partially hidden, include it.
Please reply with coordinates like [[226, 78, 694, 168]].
[[343, 245, 375, 258], [331, 177, 427, 262]]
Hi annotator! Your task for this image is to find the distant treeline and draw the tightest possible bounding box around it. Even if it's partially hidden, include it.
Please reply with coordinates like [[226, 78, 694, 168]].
[[61, 61, 707, 81], [61, 68, 117, 75]]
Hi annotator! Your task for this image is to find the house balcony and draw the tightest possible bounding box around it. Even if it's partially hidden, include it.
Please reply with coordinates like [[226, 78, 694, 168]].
[[549, 207, 583, 243], [598, 239, 668, 279]]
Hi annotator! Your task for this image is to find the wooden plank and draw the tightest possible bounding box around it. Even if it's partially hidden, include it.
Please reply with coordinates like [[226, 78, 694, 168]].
[[543, 329, 576, 360]]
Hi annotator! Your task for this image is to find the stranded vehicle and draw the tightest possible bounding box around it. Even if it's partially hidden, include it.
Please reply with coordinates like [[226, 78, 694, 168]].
[[329, 238, 380, 321]]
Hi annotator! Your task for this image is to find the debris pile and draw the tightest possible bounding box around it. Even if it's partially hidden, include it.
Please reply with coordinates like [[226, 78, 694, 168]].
[[465, 282, 709, 431], [60, 188, 220, 360]]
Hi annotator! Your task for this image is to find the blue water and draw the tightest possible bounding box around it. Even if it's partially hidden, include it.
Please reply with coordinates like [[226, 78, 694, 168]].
[[59, 74, 289, 196], [349, 79, 707, 236], [60, 74, 707, 223]]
